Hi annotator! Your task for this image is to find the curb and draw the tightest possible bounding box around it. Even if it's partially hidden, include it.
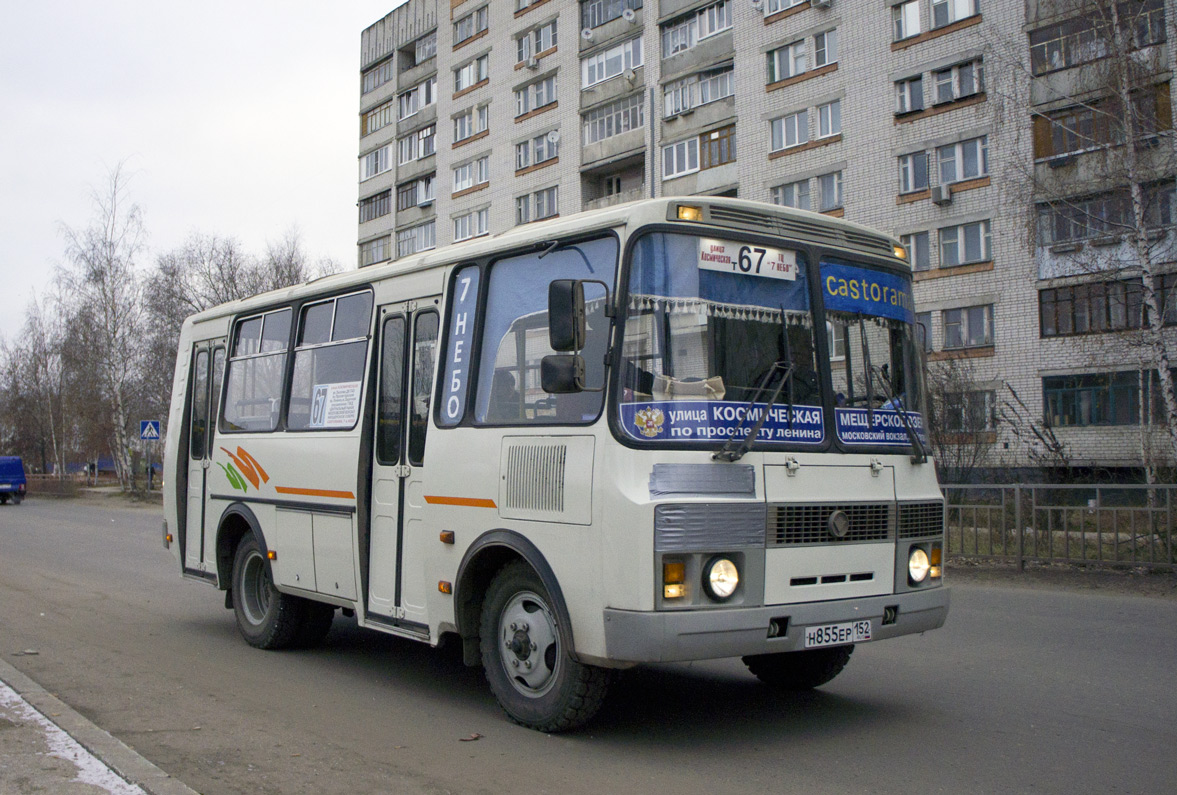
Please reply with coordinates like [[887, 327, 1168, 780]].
[[0, 656, 200, 795]]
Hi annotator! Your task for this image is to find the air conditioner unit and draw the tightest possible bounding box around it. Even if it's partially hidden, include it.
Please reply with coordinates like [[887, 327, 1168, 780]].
[[812, 0, 832, 8], [623, 7, 637, 22], [581, 27, 595, 41], [931, 184, 953, 205], [525, 56, 538, 69]]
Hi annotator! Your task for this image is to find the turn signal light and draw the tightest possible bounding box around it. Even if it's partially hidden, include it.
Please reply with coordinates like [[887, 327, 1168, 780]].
[[267, 550, 277, 560], [663, 560, 686, 599], [893, 244, 908, 260], [930, 544, 943, 579], [438, 581, 453, 594], [439, 530, 455, 544]]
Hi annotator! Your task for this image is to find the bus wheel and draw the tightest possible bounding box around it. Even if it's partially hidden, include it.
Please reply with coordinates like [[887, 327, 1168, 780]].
[[231, 534, 304, 650], [480, 561, 612, 732], [742, 646, 854, 690], [294, 602, 335, 648]]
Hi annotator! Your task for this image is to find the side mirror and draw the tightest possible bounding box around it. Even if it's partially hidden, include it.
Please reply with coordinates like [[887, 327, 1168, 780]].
[[541, 354, 586, 394], [548, 280, 586, 352]]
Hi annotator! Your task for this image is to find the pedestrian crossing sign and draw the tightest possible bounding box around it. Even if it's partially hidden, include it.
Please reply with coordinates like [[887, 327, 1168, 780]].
[[140, 420, 161, 440]]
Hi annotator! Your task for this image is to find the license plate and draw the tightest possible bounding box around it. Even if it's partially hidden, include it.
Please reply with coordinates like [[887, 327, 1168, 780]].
[[0, 483, 9, 489], [804, 619, 872, 648]]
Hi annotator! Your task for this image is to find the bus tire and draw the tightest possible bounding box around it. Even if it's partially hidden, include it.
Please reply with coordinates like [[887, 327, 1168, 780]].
[[294, 602, 335, 648], [742, 646, 854, 690], [480, 561, 611, 732], [231, 534, 304, 650]]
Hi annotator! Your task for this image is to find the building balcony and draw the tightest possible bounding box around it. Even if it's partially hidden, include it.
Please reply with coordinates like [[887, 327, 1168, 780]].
[[584, 186, 645, 211]]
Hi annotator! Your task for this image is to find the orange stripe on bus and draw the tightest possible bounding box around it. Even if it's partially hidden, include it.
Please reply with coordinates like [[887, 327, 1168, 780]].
[[424, 495, 498, 509], [275, 487, 356, 500]]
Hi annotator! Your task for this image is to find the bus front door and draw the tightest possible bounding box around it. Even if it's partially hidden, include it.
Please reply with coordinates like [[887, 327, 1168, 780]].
[[184, 343, 225, 576], [368, 302, 439, 627]]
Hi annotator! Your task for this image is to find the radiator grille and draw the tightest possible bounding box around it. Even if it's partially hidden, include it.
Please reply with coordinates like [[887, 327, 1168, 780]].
[[707, 206, 896, 258], [898, 501, 944, 538], [768, 503, 894, 546], [504, 444, 566, 513]]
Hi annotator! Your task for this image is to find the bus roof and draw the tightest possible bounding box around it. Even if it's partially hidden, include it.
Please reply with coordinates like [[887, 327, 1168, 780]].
[[183, 197, 906, 327]]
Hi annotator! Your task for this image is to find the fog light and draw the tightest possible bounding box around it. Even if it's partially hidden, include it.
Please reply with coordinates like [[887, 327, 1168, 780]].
[[703, 557, 739, 601], [664, 583, 686, 599], [908, 547, 930, 584]]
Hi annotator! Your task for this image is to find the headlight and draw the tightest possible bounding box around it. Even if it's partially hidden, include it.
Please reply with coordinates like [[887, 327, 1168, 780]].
[[908, 547, 930, 584], [703, 557, 739, 601]]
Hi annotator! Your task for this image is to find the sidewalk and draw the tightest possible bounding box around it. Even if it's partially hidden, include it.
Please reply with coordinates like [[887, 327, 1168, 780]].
[[0, 657, 198, 795]]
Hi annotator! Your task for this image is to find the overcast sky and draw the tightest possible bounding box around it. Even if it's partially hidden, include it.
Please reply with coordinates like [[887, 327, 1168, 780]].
[[0, 1, 402, 339]]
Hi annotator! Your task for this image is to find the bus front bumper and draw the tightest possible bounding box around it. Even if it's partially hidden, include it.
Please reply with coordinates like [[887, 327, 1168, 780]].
[[601, 587, 948, 663]]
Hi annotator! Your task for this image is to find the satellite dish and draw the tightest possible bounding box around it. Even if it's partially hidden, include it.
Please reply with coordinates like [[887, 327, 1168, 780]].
[[622, 8, 637, 22], [581, 27, 594, 41], [624, 68, 637, 82], [546, 130, 561, 144]]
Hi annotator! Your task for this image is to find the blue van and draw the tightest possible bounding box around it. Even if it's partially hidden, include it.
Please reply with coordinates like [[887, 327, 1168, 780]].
[[0, 456, 27, 505]]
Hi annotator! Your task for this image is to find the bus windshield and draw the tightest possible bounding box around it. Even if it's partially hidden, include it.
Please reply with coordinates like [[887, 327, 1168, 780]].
[[614, 232, 927, 453]]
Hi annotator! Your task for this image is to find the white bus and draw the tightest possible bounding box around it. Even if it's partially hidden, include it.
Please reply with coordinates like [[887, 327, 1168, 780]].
[[163, 197, 948, 731]]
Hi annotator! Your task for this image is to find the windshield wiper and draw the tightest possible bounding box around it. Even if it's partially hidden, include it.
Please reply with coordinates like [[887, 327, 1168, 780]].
[[713, 361, 795, 462], [871, 365, 928, 465]]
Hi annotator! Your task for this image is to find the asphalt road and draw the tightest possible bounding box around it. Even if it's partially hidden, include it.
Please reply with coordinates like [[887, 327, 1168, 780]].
[[1, 496, 1174, 795]]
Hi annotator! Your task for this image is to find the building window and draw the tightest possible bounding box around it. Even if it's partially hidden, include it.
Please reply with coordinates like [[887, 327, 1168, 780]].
[[1043, 372, 1141, 427], [398, 125, 436, 166], [396, 221, 436, 258], [902, 231, 931, 271], [1029, 0, 1164, 76], [1040, 280, 1146, 336], [896, 76, 924, 114], [893, 0, 922, 41], [771, 179, 810, 210], [362, 99, 396, 137], [770, 109, 808, 151], [942, 304, 993, 349], [454, 207, 489, 242], [814, 30, 838, 67], [415, 31, 437, 64], [933, 60, 984, 104], [398, 77, 437, 120], [932, 0, 978, 29], [581, 0, 643, 30], [452, 156, 490, 193], [939, 220, 991, 266], [817, 171, 843, 211], [517, 18, 558, 63], [516, 186, 559, 224], [582, 93, 645, 144], [516, 0, 547, 12], [360, 145, 391, 182], [362, 59, 396, 95], [817, 100, 841, 138], [516, 75, 558, 116], [454, 104, 489, 143], [455, 54, 489, 93], [700, 125, 736, 169], [938, 136, 988, 184], [1038, 184, 1172, 244], [454, 6, 488, 46], [516, 132, 560, 170], [661, 0, 731, 58], [396, 176, 435, 211], [899, 152, 929, 194], [915, 311, 933, 351], [360, 235, 392, 267], [582, 36, 643, 88], [662, 137, 700, 179], [767, 41, 807, 83], [767, 0, 807, 11], [360, 190, 392, 223], [942, 390, 996, 432], [666, 65, 735, 116]]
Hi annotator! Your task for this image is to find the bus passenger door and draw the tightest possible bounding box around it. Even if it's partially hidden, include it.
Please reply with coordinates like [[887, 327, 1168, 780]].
[[184, 343, 224, 575], [368, 303, 439, 624]]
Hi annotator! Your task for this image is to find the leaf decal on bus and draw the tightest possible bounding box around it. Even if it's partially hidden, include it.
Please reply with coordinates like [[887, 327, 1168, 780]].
[[217, 462, 248, 493], [219, 446, 270, 490]]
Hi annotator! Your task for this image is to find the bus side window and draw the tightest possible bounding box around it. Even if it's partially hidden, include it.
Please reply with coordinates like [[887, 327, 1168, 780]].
[[409, 311, 439, 466], [377, 317, 406, 465], [190, 350, 209, 459]]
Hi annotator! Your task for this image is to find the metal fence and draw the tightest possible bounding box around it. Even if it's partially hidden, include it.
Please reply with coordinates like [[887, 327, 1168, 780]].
[[943, 484, 1176, 571]]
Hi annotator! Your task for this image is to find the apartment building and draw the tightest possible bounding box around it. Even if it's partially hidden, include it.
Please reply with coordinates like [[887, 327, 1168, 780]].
[[357, 0, 1177, 475]]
